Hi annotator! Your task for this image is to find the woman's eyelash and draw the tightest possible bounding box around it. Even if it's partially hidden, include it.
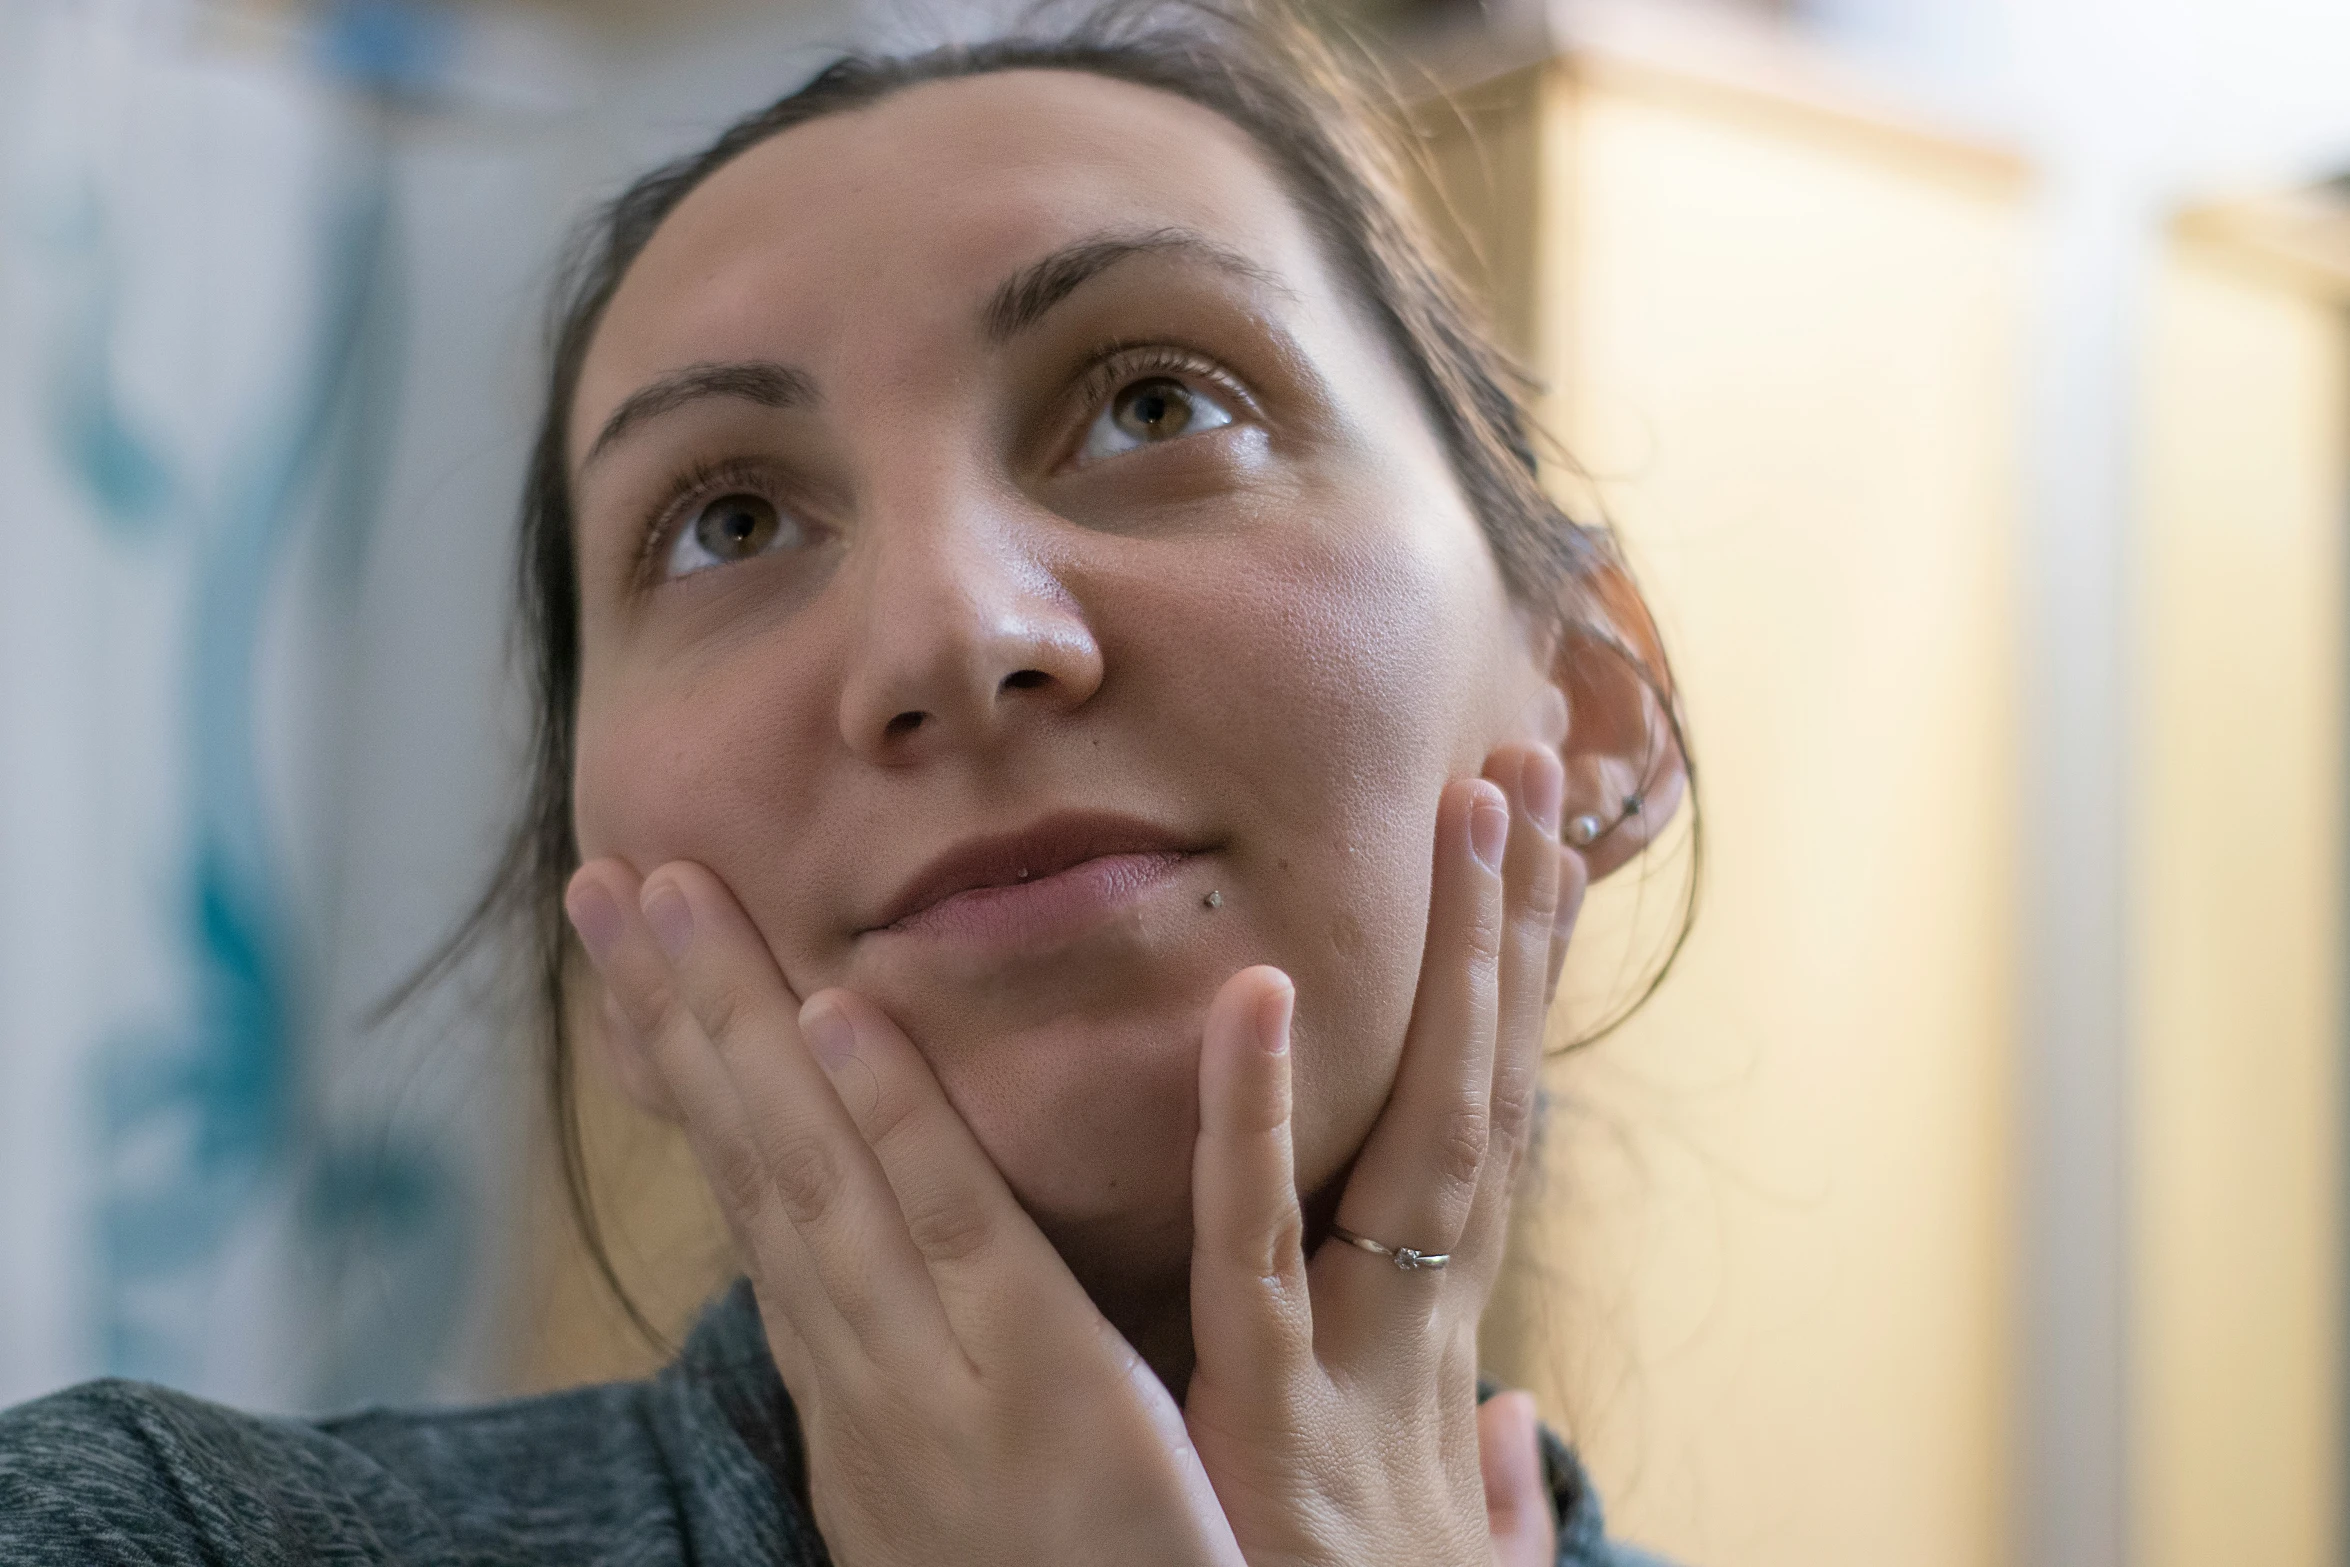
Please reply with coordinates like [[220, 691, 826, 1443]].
[[1070, 342, 1255, 426], [630, 347, 1250, 582], [633, 457, 781, 585]]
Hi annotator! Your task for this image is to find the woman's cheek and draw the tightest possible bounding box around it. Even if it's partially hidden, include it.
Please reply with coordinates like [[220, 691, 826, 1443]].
[[570, 703, 650, 865], [571, 672, 818, 891], [1198, 534, 1506, 1198], [1279, 826, 1439, 1196], [573, 702, 705, 867]]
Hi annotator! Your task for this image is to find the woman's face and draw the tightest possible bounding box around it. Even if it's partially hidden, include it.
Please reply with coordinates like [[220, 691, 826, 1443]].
[[568, 69, 1561, 1294]]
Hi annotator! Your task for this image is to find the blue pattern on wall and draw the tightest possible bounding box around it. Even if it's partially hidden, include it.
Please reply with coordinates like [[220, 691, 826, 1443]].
[[39, 7, 475, 1404], [47, 188, 173, 535]]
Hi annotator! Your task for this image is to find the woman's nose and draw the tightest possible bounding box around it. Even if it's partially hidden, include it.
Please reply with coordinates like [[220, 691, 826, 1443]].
[[835, 502, 1104, 765]]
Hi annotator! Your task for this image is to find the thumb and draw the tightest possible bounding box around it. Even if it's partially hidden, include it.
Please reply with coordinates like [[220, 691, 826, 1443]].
[[1479, 1390, 1558, 1567]]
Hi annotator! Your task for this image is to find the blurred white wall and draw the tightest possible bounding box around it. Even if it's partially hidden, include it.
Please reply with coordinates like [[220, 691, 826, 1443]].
[[1802, 0, 2350, 184]]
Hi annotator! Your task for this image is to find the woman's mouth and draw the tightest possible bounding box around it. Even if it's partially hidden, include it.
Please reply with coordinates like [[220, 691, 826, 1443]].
[[863, 812, 1209, 950]]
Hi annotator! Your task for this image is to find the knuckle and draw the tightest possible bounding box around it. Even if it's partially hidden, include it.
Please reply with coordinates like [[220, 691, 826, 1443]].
[[899, 1186, 993, 1265], [1433, 1101, 1491, 1193], [694, 982, 750, 1051], [1234, 1087, 1291, 1140], [1464, 901, 1506, 972], [638, 975, 686, 1042], [1221, 1197, 1306, 1278], [1231, 1261, 1313, 1350], [770, 1137, 844, 1228], [1520, 857, 1563, 929], [1490, 1071, 1538, 1149], [706, 1139, 772, 1224], [859, 1079, 923, 1156], [1261, 1205, 1308, 1281]]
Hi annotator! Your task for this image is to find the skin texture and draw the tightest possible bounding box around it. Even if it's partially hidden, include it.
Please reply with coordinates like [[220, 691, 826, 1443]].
[[560, 68, 1682, 1567]]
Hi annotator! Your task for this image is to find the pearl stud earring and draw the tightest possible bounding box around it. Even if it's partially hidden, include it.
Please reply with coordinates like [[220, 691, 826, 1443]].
[[1565, 793, 1644, 850]]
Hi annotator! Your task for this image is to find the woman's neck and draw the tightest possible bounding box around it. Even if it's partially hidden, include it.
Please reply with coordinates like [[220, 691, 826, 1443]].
[[1067, 1261, 1197, 1397], [1071, 1183, 1345, 1401], [1118, 1286, 1199, 1397]]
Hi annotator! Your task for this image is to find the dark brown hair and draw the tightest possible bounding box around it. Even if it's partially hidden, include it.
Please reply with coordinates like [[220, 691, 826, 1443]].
[[397, 0, 1696, 1340]]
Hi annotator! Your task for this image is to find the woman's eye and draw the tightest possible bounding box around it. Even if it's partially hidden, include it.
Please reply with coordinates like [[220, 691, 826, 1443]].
[[665, 491, 807, 579], [1075, 375, 1236, 464]]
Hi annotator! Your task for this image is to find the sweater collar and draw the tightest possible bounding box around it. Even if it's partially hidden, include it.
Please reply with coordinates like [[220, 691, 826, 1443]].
[[659, 1277, 1624, 1566]]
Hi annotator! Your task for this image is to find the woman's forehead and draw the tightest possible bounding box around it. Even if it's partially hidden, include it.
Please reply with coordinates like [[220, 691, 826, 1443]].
[[573, 69, 1326, 446]]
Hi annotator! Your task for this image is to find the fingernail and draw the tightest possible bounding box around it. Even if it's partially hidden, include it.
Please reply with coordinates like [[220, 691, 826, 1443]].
[[1525, 749, 1564, 836], [1469, 787, 1509, 872], [801, 999, 856, 1070], [1259, 977, 1295, 1056], [566, 880, 624, 965], [642, 879, 694, 959]]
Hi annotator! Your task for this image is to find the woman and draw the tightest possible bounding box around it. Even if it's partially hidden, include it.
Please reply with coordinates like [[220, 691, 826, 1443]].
[[0, 4, 1690, 1563]]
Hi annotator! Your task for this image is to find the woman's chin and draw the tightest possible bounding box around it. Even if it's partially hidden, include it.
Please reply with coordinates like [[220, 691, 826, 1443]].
[[935, 1038, 1206, 1289], [990, 1109, 1199, 1275]]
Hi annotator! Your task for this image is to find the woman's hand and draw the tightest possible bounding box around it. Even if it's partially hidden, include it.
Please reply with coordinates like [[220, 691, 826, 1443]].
[[563, 739, 1577, 1567], [565, 860, 1247, 1567], [1178, 743, 1578, 1567], [1482, 1390, 1566, 1567]]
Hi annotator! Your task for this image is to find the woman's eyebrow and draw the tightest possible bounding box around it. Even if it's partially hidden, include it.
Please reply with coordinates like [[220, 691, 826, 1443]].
[[582, 359, 816, 471], [580, 233, 1281, 473], [982, 227, 1291, 343]]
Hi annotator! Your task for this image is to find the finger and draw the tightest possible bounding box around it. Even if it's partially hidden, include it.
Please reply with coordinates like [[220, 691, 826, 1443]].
[[571, 870, 852, 1405], [796, 986, 1100, 1361], [634, 860, 954, 1367], [567, 861, 779, 1247], [1479, 1391, 1558, 1567], [570, 863, 851, 1351], [1320, 777, 1507, 1336], [1456, 745, 1564, 1271], [1545, 847, 1590, 1007], [1188, 966, 1313, 1396], [749, 1283, 818, 1401], [594, 986, 679, 1122]]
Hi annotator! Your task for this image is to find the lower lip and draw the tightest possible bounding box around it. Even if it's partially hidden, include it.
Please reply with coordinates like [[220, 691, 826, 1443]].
[[882, 851, 1195, 948]]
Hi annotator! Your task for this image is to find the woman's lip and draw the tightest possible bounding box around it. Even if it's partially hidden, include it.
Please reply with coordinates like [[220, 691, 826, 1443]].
[[875, 849, 1198, 947], [861, 810, 1208, 936]]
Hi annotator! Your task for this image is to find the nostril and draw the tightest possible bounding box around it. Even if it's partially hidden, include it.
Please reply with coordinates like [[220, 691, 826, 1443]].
[[884, 711, 926, 740], [1000, 669, 1049, 692]]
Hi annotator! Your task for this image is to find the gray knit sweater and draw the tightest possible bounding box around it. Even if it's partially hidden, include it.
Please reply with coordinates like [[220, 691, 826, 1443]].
[[0, 1280, 1670, 1564]]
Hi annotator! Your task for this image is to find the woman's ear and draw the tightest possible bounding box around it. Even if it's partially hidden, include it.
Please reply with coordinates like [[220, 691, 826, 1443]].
[[1548, 562, 1688, 884]]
